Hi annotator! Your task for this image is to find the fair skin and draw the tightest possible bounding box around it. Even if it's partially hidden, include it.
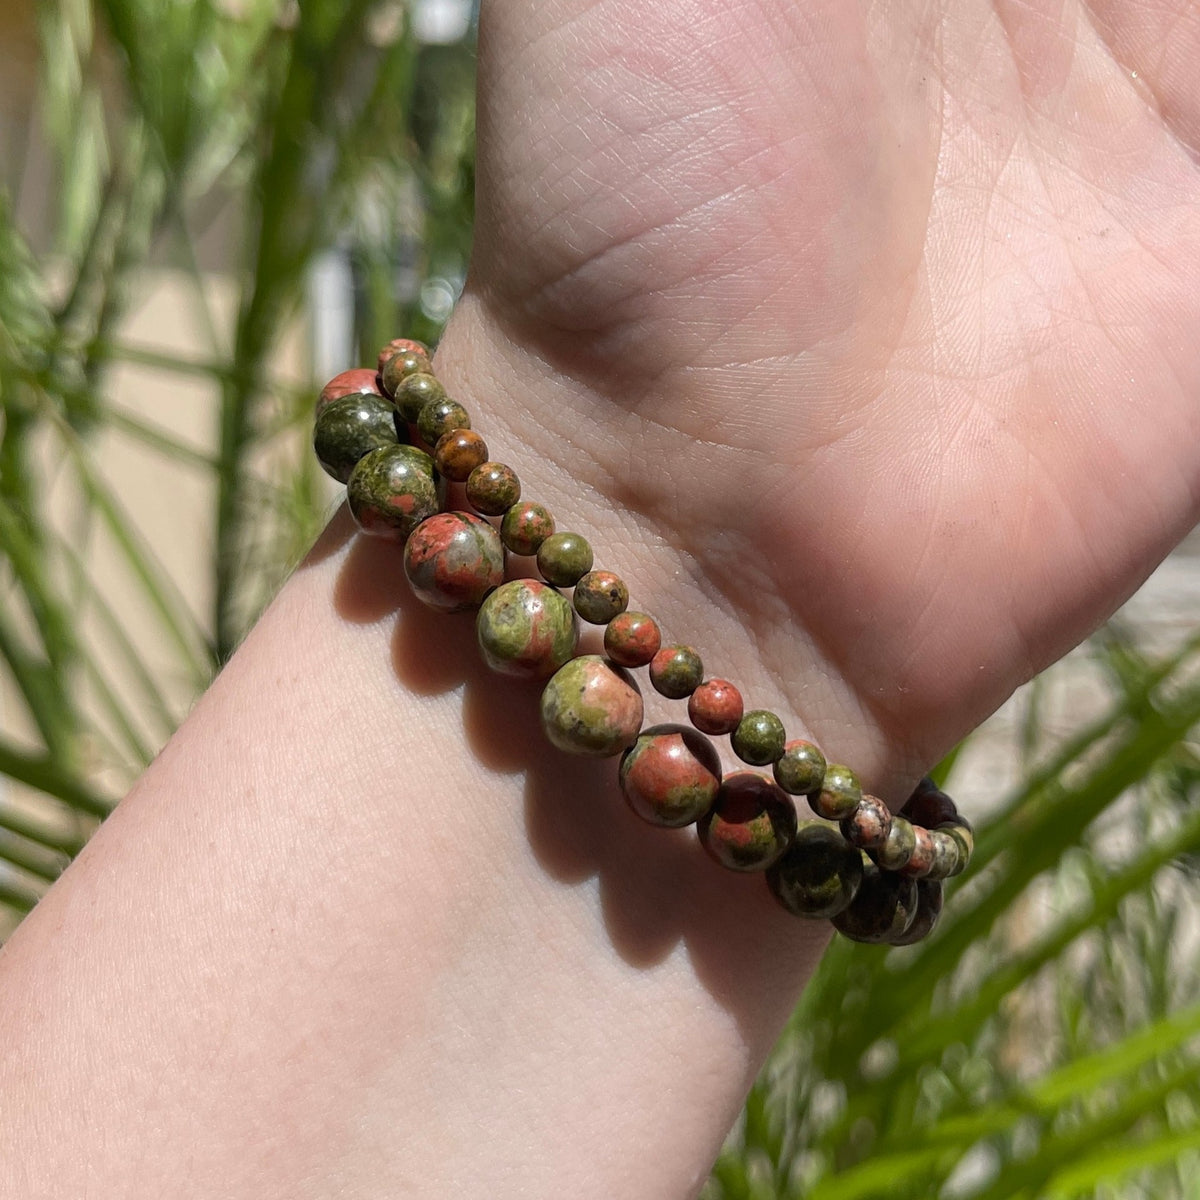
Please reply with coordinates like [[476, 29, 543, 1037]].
[[2, 0, 1198, 1196]]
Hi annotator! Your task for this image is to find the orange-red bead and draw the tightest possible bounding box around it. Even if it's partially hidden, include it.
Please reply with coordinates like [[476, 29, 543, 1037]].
[[687, 678, 743, 735]]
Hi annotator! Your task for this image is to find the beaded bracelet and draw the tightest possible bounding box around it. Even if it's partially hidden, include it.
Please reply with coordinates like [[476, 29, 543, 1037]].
[[313, 339, 975, 946]]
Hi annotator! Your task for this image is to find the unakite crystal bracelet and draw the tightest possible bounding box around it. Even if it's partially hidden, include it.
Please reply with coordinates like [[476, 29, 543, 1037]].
[[313, 339, 975, 946]]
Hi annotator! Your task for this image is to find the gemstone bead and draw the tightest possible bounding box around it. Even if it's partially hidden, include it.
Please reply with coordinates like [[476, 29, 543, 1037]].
[[732, 709, 786, 765], [476, 579, 578, 680], [500, 501, 556, 555], [840, 794, 892, 852], [697, 771, 797, 873], [649, 644, 703, 699], [903, 777, 959, 829], [874, 813, 917, 871], [393, 372, 446, 423], [604, 611, 662, 668], [767, 821, 864, 919], [810, 763, 862, 821], [377, 337, 430, 372], [619, 723, 722, 828], [832, 862, 919, 944], [687, 678, 743, 736], [346, 444, 440, 542], [317, 368, 383, 413], [434, 429, 489, 482], [403, 511, 505, 612], [313, 393, 399, 483], [887, 879, 944, 946], [466, 461, 520, 515], [773, 739, 826, 796], [381, 350, 432, 397], [537, 531, 594, 587], [940, 822, 974, 876], [417, 396, 471, 447], [540, 655, 643, 757], [573, 570, 629, 625], [925, 830, 961, 880], [900, 825, 935, 878]]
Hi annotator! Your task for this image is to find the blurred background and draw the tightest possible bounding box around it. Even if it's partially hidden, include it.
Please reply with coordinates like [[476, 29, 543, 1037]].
[[1, 2, 1199, 1196]]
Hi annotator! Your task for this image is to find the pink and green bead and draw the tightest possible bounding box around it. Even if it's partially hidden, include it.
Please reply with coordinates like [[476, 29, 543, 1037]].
[[501, 501, 555, 556], [604, 611, 661, 668], [697, 771, 797, 872], [403, 512, 505, 612], [313, 393, 400, 483], [346, 444, 441, 543], [619, 724, 722, 828], [476, 579, 578, 680], [649, 644, 703, 700], [540, 655, 643, 757]]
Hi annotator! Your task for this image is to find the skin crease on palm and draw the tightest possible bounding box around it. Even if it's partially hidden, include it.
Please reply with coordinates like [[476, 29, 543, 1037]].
[[445, 0, 1200, 784]]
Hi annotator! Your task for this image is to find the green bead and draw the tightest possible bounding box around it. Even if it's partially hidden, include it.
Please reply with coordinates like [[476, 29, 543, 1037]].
[[346, 444, 440, 542], [313, 393, 399, 483], [417, 396, 471, 447], [940, 822, 974, 876], [767, 821, 864, 918], [731, 709, 786, 765], [773, 738, 827, 796], [874, 813, 917, 871], [537, 531, 593, 587], [540, 655, 643, 757], [832, 862, 919, 944], [393, 372, 446, 423], [649, 644, 703, 699], [500, 501, 555, 555], [381, 349, 432, 397], [476, 579, 578, 679], [810, 763, 862, 821], [887, 879, 944, 946], [466, 461, 521, 516], [572, 570, 629, 624], [925, 830, 961, 881]]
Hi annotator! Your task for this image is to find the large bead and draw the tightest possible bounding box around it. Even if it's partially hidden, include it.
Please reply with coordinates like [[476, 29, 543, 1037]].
[[403, 511, 505, 612], [540, 656, 643, 757], [476, 579, 578, 679], [832, 862, 919, 944], [619, 723, 722, 828], [346, 444, 440, 542], [886, 879, 944, 946], [313, 393, 399, 483], [697, 771, 797, 872], [317, 368, 383, 413], [766, 821, 864, 918]]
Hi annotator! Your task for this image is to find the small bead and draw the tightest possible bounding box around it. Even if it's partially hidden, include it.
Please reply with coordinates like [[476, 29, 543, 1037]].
[[887, 879, 944, 946], [465, 461, 520, 515], [619, 723, 722, 828], [810, 763, 862, 821], [940, 821, 974, 876], [688, 678, 743, 736], [604, 611, 662, 668], [417, 396, 471, 447], [403, 512, 505, 612], [773, 739, 827, 796], [377, 337, 430, 372], [731, 709, 786, 765], [476, 579, 578, 679], [540, 655, 643, 757], [874, 813, 917, 871], [500, 501, 555, 555], [649, 644, 703, 699], [434, 429, 489, 482], [840, 794, 893, 852], [573, 570, 629, 624], [902, 777, 959, 829], [537, 531, 594, 587], [767, 821, 864, 919], [317, 368, 383, 412], [900, 825, 936, 878], [346, 444, 440, 542], [381, 350, 433, 397], [393, 372, 446, 423], [925, 830, 961, 881], [698, 771, 797, 872], [832, 862, 919, 944], [313, 393, 398, 483]]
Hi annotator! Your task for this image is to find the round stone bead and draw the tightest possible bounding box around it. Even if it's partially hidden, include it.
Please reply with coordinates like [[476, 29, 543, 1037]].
[[887, 879, 944, 946], [766, 821, 865, 919], [732, 709, 786, 765], [697, 771, 797, 873], [313, 393, 399, 483], [476, 579, 578, 680], [377, 337, 430, 372], [466, 461, 521, 516], [573, 570, 629, 625], [831, 862, 919, 944], [810, 763, 862, 821], [840, 793, 893, 852], [393, 372, 446, 423], [540, 655, 643, 757], [902, 777, 959, 830], [874, 813, 917, 871], [619, 723, 722, 828], [649, 644, 703, 699], [925, 830, 962, 880], [900, 825, 936, 878], [537, 531, 594, 587], [381, 349, 432, 397], [604, 611, 662, 668], [317, 367, 383, 413], [434, 428, 489, 482], [500, 501, 555, 556], [403, 511, 505, 612], [773, 739, 827, 797], [417, 396, 471, 447], [346, 444, 439, 542], [687, 678, 743, 736], [940, 821, 974, 876]]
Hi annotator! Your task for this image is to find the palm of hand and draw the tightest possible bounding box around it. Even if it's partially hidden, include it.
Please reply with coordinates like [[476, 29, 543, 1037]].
[[465, 0, 1200, 767]]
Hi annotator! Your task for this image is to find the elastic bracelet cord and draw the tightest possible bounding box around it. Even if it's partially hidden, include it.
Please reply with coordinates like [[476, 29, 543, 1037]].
[[313, 339, 975, 947]]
